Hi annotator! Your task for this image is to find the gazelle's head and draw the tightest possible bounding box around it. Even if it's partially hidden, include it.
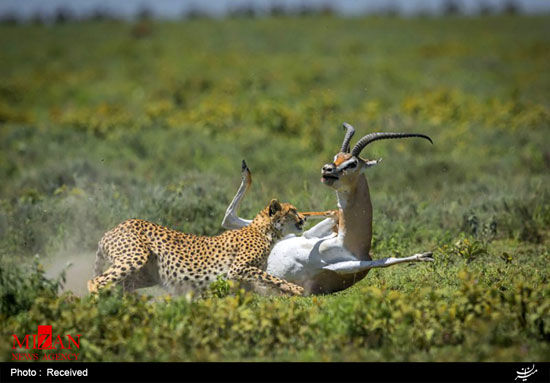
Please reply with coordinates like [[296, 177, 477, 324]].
[[321, 123, 433, 191]]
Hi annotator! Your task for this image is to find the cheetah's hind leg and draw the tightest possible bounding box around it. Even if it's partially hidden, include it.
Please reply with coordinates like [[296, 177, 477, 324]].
[[93, 246, 106, 277], [121, 253, 161, 292], [87, 240, 151, 293], [229, 264, 304, 296], [87, 246, 106, 293]]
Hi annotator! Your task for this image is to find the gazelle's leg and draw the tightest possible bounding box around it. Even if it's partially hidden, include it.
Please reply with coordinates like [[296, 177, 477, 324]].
[[222, 160, 253, 230], [322, 252, 434, 274], [303, 218, 338, 239], [301, 210, 339, 238], [222, 214, 252, 230], [301, 210, 338, 220]]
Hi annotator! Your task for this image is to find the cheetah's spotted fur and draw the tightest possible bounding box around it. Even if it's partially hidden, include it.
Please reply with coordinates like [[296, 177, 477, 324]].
[[87, 199, 305, 296]]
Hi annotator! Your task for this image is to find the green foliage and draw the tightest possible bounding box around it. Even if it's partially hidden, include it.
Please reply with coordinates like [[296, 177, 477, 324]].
[[207, 276, 235, 298], [0, 259, 64, 318], [1, 15, 549, 361], [2, 269, 549, 361], [446, 238, 488, 263]]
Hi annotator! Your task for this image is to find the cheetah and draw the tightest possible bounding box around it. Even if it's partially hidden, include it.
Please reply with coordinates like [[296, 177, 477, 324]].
[[87, 199, 306, 296]]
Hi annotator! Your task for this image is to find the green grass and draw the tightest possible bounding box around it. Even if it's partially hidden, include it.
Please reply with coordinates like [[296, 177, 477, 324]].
[[1, 15, 549, 361]]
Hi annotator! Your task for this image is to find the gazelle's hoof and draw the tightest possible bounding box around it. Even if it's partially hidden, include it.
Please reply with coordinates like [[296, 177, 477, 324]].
[[416, 252, 434, 262]]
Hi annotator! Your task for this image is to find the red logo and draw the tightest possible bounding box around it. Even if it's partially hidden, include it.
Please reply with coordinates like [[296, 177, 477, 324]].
[[12, 325, 81, 361]]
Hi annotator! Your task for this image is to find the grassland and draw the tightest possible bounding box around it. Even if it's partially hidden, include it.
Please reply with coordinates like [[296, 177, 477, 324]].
[[1, 15, 549, 361]]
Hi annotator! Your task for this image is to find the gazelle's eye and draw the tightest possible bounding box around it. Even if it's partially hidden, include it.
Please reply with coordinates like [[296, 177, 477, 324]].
[[348, 161, 357, 169]]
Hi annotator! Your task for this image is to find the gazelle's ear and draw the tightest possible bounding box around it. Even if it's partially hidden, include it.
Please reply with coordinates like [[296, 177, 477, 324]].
[[361, 157, 382, 169], [268, 199, 282, 216]]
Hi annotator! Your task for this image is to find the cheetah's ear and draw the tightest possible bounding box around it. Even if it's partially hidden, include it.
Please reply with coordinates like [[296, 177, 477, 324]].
[[268, 199, 282, 216]]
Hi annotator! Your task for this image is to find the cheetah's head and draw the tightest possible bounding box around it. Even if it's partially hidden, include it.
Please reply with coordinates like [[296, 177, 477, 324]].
[[266, 199, 305, 236]]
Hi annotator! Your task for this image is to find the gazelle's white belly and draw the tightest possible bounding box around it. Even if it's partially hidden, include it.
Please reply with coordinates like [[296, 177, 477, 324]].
[[266, 233, 358, 286]]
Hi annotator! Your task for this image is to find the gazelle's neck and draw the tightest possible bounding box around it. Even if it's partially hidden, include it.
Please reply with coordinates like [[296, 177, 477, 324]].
[[336, 174, 372, 260]]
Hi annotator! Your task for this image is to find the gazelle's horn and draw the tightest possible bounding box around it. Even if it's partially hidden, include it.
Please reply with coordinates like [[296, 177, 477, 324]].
[[351, 132, 433, 157], [340, 123, 355, 153]]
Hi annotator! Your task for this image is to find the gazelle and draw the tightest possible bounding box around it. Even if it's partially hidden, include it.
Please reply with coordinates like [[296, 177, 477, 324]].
[[222, 123, 434, 294]]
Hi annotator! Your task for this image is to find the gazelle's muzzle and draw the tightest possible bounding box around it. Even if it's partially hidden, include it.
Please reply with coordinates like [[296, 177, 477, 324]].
[[321, 163, 339, 185]]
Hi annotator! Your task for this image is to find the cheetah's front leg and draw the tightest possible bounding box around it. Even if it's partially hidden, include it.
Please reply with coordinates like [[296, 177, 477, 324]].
[[228, 264, 304, 296]]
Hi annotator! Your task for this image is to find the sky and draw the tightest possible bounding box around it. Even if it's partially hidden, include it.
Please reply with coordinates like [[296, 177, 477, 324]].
[[1, 0, 549, 20]]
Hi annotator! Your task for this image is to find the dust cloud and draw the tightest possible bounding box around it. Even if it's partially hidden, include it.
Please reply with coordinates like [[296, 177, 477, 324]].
[[44, 251, 95, 296], [43, 250, 167, 297]]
